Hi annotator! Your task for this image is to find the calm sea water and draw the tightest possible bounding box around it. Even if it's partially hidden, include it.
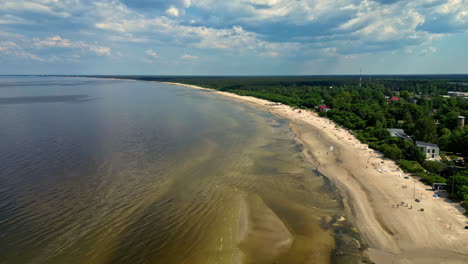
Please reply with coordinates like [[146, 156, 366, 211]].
[[0, 77, 346, 264]]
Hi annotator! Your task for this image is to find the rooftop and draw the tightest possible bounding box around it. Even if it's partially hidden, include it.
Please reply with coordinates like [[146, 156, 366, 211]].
[[416, 141, 439, 148], [387, 128, 411, 141], [387, 128, 404, 134]]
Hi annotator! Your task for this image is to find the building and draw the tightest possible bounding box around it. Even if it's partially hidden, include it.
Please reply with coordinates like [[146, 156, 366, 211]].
[[432, 183, 447, 191], [447, 91, 468, 99], [416, 141, 440, 160], [385, 96, 401, 103], [318, 105, 331, 113], [387, 128, 411, 141], [458, 116, 465, 129]]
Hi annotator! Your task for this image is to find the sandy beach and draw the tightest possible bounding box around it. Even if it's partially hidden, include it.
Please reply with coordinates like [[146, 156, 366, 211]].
[[164, 82, 468, 264]]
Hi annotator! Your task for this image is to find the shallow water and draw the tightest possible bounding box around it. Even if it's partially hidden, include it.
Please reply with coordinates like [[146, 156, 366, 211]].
[[0, 77, 345, 264]]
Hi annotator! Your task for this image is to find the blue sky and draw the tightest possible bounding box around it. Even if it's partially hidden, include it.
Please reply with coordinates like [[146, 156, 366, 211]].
[[0, 0, 467, 75]]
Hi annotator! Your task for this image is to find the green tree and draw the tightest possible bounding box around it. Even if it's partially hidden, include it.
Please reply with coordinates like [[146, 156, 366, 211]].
[[413, 117, 437, 142], [401, 140, 425, 162], [423, 161, 444, 173], [400, 91, 411, 100]]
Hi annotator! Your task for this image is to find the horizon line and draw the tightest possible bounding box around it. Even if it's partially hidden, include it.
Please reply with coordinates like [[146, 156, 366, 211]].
[[2, 74, 468, 77]]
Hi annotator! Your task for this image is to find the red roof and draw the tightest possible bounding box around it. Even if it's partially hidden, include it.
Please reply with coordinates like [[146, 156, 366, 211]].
[[319, 105, 330, 109], [391, 97, 400, 101]]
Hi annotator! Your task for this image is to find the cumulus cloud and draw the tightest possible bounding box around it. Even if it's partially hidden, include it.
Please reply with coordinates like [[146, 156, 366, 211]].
[[33, 35, 111, 56], [0, 14, 29, 24], [0, 33, 111, 63], [119, 0, 191, 12], [0, 0, 71, 17], [0, 0, 467, 68], [338, 2, 427, 44], [183, 0, 192, 8], [88, 46, 111, 56], [0, 41, 44, 61], [183, 0, 467, 54], [146, 49, 159, 58], [94, 8, 298, 57], [165, 6, 180, 17], [191, 0, 353, 24], [87, 0, 468, 59]]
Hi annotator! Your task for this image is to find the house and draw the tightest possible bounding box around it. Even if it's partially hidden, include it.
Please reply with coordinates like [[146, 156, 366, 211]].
[[318, 105, 331, 113], [385, 96, 401, 103], [387, 128, 411, 141], [416, 141, 440, 160]]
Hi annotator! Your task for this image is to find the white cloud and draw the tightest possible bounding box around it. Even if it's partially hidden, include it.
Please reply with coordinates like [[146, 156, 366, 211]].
[[437, 0, 463, 14], [192, 0, 354, 24], [0, 41, 44, 61], [338, 2, 427, 42], [261, 51, 279, 57], [90, 0, 458, 58], [1, 0, 467, 66], [320, 47, 338, 56], [0, 33, 113, 62], [435, 0, 468, 24], [0, 0, 71, 17], [33, 35, 111, 56], [183, 0, 192, 8], [0, 14, 29, 24], [108, 34, 150, 43], [165, 6, 180, 17], [88, 46, 111, 56], [146, 49, 159, 58], [181, 54, 198, 59], [94, 9, 297, 57], [418, 46, 437, 55], [34, 35, 73, 48]]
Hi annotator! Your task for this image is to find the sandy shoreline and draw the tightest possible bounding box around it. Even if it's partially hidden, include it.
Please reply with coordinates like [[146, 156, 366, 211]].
[[163, 82, 468, 264]]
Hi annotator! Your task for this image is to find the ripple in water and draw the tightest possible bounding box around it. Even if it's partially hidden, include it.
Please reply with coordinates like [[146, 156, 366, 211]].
[[0, 77, 348, 264]]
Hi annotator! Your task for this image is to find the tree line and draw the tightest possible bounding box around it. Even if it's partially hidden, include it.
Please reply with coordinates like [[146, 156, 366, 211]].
[[90, 75, 468, 212]]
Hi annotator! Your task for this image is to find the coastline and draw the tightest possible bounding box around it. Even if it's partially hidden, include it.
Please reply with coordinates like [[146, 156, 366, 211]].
[[163, 82, 468, 264]]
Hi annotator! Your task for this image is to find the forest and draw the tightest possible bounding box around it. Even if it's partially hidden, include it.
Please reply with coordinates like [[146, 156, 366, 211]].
[[91, 75, 468, 213]]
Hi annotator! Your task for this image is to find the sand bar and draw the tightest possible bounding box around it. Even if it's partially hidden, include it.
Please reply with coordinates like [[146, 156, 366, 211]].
[[163, 82, 468, 264]]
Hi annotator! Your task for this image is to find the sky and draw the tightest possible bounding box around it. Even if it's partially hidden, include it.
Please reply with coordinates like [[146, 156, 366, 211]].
[[0, 0, 467, 75]]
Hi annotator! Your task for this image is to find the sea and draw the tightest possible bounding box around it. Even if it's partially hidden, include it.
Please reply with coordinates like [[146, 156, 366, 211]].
[[0, 77, 359, 264]]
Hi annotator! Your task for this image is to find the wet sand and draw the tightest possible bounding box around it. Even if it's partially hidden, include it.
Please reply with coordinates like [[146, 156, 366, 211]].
[[164, 82, 468, 264]]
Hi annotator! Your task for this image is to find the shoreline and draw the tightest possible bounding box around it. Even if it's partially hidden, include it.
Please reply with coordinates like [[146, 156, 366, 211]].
[[162, 82, 468, 264]]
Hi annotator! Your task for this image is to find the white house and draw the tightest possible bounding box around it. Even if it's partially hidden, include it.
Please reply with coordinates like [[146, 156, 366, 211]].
[[416, 141, 440, 160]]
